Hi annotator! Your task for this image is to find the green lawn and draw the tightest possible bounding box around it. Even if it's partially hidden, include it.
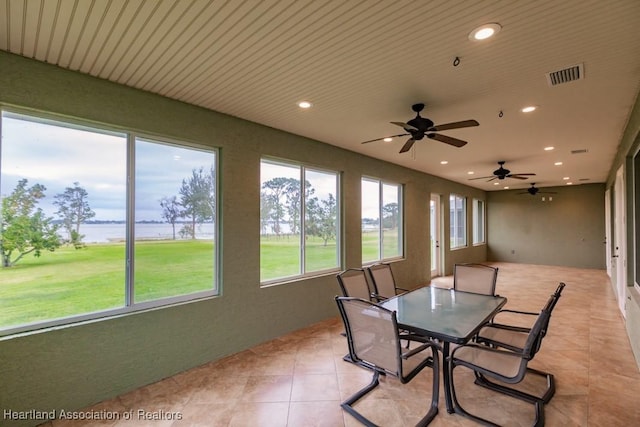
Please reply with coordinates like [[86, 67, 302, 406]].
[[1, 230, 399, 329], [0, 240, 214, 328]]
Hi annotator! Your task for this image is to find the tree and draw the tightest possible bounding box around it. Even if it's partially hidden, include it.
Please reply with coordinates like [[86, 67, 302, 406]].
[[160, 196, 182, 239], [1, 179, 61, 267], [54, 182, 95, 247], [261, 177, 296, 236], [382, 202, 399, 229], [306, 193, 337, 246], [179, 166, 216, 239]]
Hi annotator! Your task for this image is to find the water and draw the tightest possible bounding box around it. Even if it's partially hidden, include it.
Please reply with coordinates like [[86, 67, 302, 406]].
[[71, 223, 215, 243]]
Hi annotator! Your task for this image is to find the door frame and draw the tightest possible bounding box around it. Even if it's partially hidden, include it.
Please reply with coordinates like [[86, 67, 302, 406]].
[[430, 194, 442, 278], [614, 166, 627, 316]]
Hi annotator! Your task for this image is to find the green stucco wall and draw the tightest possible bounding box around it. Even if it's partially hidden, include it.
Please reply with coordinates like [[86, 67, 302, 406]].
[[487, 183, 606, 269], [0, 51, 488, 425]]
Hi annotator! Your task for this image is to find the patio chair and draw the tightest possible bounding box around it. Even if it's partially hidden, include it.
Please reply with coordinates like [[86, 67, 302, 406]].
[[473, 283, 565, 404], [453, 263, 499, 296], [449, 306, 552, 427], [336, 296, 440, 426], [366, 263, 410, 300], [336, 268, 376, 301]]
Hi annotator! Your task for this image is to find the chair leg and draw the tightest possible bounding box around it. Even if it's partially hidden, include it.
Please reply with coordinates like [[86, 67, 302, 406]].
[[341, 370, 382, 427], [474, 368, 555, 404], [450, 364, 545, 426], [415, 349, 439, 427]]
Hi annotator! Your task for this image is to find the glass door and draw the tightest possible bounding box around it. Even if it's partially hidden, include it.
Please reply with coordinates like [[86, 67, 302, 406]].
[[430, 194, 442, 278]]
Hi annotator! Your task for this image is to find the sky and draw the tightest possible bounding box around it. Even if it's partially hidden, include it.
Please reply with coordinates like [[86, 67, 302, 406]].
[[1, 113, 215, 221], [1, 113, 397, 223]]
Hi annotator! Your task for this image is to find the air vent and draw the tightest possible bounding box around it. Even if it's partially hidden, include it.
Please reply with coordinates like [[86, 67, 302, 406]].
[[571, 149, 589, 154], [546, 63, 584, 86]]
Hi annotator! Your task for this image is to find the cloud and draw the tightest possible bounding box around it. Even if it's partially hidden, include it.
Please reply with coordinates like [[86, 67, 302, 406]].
[[1, 114, 216, 221]]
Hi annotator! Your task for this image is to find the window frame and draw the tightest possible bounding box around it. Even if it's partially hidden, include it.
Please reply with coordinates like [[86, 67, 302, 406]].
[[449, 193, 467, 249], [0, 107, 220, 336], [361, 177, 404, 264], [259, 157, 342, 286]]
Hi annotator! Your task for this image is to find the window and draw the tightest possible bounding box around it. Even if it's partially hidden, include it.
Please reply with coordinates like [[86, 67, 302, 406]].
[[260, 159, 340, 283], [362, 178, 403, 263], [450, 194, 467, 249], [472, 198, 485, 244], [0, 111, 218, 334]]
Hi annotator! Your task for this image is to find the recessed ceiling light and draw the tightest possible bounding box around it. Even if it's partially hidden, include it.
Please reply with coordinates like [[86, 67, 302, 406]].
[[469, 23, 501, 41], [298, 101, 312, 109], [521, 106, 537, 113], [383, 137, 393, 142], [440, 160, 448, 165], [566, 182, 573, 185], [467, 171, 475, 175], [493, 182, 500, 186], [554, 161, 563, 166], [544, 146, 554, 151], [563, 176, 570, 180], [504, 186, 510, 190]]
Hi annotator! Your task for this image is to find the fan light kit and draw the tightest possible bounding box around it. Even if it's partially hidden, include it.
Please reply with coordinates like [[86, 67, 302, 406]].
[[360, 103, 479, 154], [468, 23, 501, 41]]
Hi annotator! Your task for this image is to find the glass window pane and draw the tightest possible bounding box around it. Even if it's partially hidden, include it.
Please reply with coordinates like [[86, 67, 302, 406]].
[[361, 178, 380, 263], [382, 183, 401, 258], [450, 194, 466, 248], [260, 161, 301, 281], [134, 138, 217, 303], [304, 169, 339, 272], [473, 199, 485, 244], [0, 113, 126, 329]]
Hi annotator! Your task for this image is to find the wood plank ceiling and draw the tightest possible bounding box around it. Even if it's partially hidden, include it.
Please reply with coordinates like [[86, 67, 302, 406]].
[[1, 0, 640, 191]]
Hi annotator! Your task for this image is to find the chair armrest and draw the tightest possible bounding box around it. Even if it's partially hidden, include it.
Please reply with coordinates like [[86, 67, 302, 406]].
[[487, 323, 531, 333], [498, 309, 538, 316], [371, 293, 388, 302], [401, 340, 438, 359]]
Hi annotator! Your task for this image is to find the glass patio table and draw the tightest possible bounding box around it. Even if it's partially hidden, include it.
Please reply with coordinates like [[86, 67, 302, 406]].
[[380, 285, 507, 413]]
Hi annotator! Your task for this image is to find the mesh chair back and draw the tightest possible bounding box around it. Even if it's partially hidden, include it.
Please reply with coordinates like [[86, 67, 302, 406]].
[[453, 263, 498, 295], [367, 263, 397, 298], [336, 297, 401, 376], [337, 269, 372, 300], [522, 306, 552, 359]]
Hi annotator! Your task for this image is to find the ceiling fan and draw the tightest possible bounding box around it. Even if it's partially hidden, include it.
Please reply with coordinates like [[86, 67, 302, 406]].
[[361, 103, 479, 153], [518, 183, 557, 196], [470, 161, 536, 181]]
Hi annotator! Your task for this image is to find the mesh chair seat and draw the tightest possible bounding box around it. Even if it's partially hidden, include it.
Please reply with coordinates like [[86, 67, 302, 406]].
[[476, 325, 529, 352], [452, 344, 526, 380]]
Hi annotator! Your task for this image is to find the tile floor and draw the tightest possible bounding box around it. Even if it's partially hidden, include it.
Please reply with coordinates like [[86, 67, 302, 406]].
[[41, 262, 640, 426]]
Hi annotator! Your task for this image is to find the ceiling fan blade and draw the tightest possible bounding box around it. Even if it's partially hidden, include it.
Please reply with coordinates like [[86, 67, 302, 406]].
[[468, 175, 496, 180], [399, 138, 416, 153], [427, 133, 468, 147], [391, 121, 418, 131], [508, 173, 536, 179], [360, 133, 409, 144], [429, 119, 479, 131]]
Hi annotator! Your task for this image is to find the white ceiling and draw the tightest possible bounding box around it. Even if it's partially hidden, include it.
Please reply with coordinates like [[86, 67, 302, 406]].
[[1, 0, 639, 191]]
